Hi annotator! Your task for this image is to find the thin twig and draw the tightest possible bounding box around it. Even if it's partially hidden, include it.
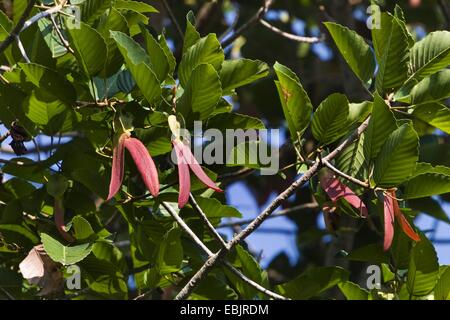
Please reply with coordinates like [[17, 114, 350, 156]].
[[260, 19, 322, 43], [161, 0, 184, 41], [221, 0, 274, 48], [16, 36, 30, 62], [50, 13, 74, 54], [218, 202, 319, 228], [161, 201, 213, 255], [161, 202, 288, 300], [21, 1, 68, 32], [175, 117, 371, 300], [321, 159, 370, 188], [189, 194, 227, 249]]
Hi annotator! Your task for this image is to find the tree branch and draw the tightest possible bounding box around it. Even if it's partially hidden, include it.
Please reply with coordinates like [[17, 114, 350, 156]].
[[260, 19, 322, 43], [188, 194, 227, 249], [220, 0, 274, 48], [321, 158, 370, 188], [161, 202, 288, 300], [0, 0, 67, 57], [175, 117, 371, 300], [218, 202, 319, 228], [161, 0, 184, 41], [0, 0, 37, 56]]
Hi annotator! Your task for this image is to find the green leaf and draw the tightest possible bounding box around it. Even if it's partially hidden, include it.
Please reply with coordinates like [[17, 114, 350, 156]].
[[311, 93, 349, 145], [347, 101, 372, 125], [206, 113, 265, 131], [372, 13, 410, 94], [324, 22, 375, 84], [72, 216, 96, 241], [409, 197, 450, 223], [41, 233, 93, 265], [233, 245, 264, 299], [114, 0, 158, 14], [46, 174, 69, 198], [335, 133, 367, 180], [273, 62, 312, 140], [409, 69, 450, 104], [373, 122, 419, 187], [219, 59, 269, 94], [0, 10, 12, 42], [403, 163, 450, 199], [80, 0, 113, 25], [158, 33, 176, 78], [19, 63, 76, 105], [277, 266, 349, 299], [1, 158, 50, 184], [435, 266, 450, 300], [157, 225, 183, 274], [38, 19, 67, 58], [177, 63, 222, 120], [363, 93, 397, 160], [110, 31, 161, 103], [188, 197, 242, 218], [347, 243, 389, 264], [25, 90, 79, 135], [98, 8, 129, 77], [183, 11, 201, 53], [178, 34, 224, 88], [338, 281, 370, 300], [140, 26, 170, 83], [409, 31, 450, 82], [66, 21, 108, 77], [407, 234, 439, 297], [134, 127, 171, 156], [411, 103, 450, 134]]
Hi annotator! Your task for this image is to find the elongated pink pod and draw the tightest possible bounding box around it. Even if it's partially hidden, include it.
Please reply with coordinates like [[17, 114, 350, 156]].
[[180, 142, 222, 193], [107, 133, 127, 200], [391, 192, 420, 242], [54, 198, 74, 243], [320, 174, 368, 217], [173, 140, 191, 208], [383, 194, 395, 251], [124, 137, 160, 197]]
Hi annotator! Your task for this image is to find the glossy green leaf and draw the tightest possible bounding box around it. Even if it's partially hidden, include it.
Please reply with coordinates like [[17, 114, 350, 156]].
[[177, 63, 222, 120], [312, 93, 349, 145], [411, 103, 450, 134], [178, 34, 224, 88], [435, 266, 450, 300], [219, 59, 269, 94], [277, 266, 349, 299], [19, 63, 76, 105], [409, 69, 450, 104], [66, 21, 108, 77], [41, 233, 93, 265], [98, 8, 129, 77], [409, 31, 450, 81], [407, 234, 439, 297], [338, 281, 370, 300], [110, 31, 161, 103], [140, 26, 170, 83], [372, 13, 410, 94], [403, 163, 450, 199], [373, 123, 419, 187], [273, 62, 312, 140], [183, 11, 200, 53], [363, 93, 397, 160], [324, 22, 375, 84], [157, 225, 183, 274], [206, 113, 265, 131]]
